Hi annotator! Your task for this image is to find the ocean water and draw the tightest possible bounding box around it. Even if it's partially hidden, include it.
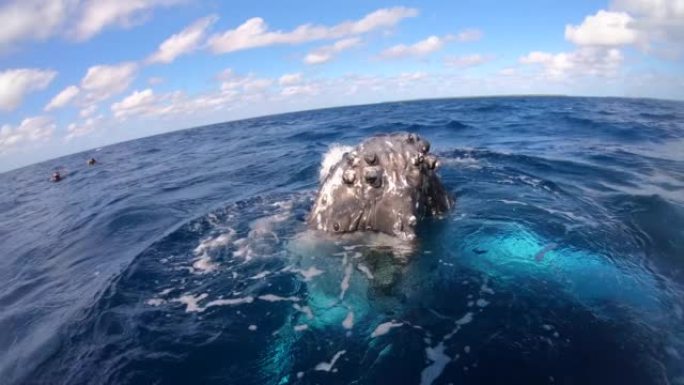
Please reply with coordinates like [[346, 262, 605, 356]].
[[1, 97, 683, 385]]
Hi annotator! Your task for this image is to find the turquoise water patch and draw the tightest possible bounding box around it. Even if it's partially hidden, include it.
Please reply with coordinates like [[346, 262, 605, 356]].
[[449, 223, 663, 315]]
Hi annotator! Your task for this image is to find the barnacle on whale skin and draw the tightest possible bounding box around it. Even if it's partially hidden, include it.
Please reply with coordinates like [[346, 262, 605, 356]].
[[308, 132, 453, 240]]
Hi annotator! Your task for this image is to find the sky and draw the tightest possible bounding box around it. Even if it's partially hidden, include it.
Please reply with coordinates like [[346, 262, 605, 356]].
[[1, 0, 683, 172]]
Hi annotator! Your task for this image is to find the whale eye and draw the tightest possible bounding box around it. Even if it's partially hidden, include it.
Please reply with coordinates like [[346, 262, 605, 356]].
[[342, 169, 356, 184], [364, 152, 377, 165]]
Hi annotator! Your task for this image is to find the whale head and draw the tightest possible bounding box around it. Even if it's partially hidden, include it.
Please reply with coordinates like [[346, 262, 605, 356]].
[[309, 132, 453, 240]]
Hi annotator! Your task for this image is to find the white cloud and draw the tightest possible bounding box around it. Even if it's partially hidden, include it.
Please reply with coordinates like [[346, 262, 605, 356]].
[[243, 78, 273, 92], [44, 85, 80, 111], [72, 0, 183, 41], [520, 47, 624, 79], [380, 35, 447, 59], [80, 62, 138, 103], [612, 0, 684, 54], [0, 0, 71, 52], [498, 67, 517, 76], [565, 10, 638, 46], [379, 29, 481, 60], [304, 37, 361, 64], [42, 63, 136, 112], [147, 14, 217, 64], [564, 1, 684, 56], [0, 68, 56, 111], [454, 28, 483, 42], [111, 88, 156, 119], [108, 69, 289, 121], [66, 114, 103, 140], [0, 0, 185, 51], [208, 7, 417, 54], [218, 69, 273, 93], [109, 87, 226, 119], [444, 54, 494, 68], [148, 76, 164, 85], [396, 71, 428, 83], [79, 104, 97, 118], [0, 116, 55, 151], [278, 73, 303, 86], [280, 84, 319, 97]]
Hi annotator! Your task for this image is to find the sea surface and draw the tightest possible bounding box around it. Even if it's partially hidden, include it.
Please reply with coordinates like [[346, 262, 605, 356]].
[[1, 97, 683, 385]]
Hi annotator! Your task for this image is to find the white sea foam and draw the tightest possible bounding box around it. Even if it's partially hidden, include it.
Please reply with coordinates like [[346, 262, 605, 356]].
[[476, 299, 489, 307], [232, 205, 293, 261], [356, 263, 374, 279], [146, 298, 165, 306], [174, 293, 254, 312], [191, 253, 218, 274], [342, 310, 354, 329], [190, 228, 236, 274], [444, 312, 475, 340], [339, 262, 353, 300], [294, 324, 309, 331], [440, 156, 480, 168], [174, 293, 208, 312], [420, 342, 450, 385], [249, 271, 270, 280], [293, 304, 314, 319], [258, 294, 300, 302], [480, 279, 495, 295], [371, 321, 404, 338], [194, 229, 236, 255], [314, 350, 346, 372], [205, 296, 254, 309], [456, 312, 474, 325], [295, 266, 324, 281], [498, 199, 527, 206]]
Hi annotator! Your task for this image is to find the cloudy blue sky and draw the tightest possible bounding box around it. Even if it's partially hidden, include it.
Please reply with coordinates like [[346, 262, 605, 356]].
[[1, 0, 683, 171]]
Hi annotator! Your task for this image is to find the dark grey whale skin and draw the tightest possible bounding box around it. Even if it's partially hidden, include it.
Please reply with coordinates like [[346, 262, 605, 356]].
[[308, 132, 453, 240]]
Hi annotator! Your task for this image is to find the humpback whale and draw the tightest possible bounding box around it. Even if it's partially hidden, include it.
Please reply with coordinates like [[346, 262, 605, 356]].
[[309, 132, 453, 240]]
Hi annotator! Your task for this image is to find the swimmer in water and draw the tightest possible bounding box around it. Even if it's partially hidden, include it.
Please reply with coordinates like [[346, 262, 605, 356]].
[[87, 158, 96, 166], [51, 171, 62, 182]]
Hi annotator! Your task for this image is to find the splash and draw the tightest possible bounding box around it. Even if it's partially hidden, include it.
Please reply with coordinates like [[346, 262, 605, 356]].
[[319, 144, 353, 182]]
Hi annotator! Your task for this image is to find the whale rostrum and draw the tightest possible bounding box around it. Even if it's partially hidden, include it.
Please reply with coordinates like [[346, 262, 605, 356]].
[[309, 132, 453, 240]]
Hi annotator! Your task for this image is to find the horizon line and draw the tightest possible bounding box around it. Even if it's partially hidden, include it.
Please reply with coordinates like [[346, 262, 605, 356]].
[[2, 93, 683, 174]]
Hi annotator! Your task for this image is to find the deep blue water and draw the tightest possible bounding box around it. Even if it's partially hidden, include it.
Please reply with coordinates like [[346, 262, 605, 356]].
[[1, 97, 684, 385]]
